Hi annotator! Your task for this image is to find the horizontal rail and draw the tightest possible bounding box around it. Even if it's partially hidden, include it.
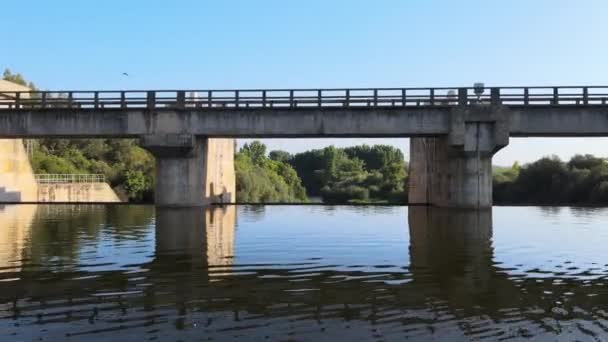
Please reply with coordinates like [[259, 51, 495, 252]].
[[1, 86, 608, 110], [35, 174, 106, 184]]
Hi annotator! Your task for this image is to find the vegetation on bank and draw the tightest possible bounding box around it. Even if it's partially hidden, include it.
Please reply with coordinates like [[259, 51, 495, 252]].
[[31, 139, 156, 202], [283, 144, 408, 204], [493, 154, 608, 205], [235, 141, 307, 202]]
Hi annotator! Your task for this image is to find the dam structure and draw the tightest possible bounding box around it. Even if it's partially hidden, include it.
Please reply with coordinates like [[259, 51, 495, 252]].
[[1, 85, 607, 208]]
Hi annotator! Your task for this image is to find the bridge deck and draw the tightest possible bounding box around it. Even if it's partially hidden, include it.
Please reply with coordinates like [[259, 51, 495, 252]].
[[1, 86, 608, 139]]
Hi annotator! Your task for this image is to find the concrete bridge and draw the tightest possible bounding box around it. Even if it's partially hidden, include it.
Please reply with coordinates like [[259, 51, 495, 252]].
[[1, 85, 607, 208]]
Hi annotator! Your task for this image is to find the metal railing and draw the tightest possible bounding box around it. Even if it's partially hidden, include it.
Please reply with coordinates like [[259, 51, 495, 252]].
[[35, 174, 106, 184], [1, 86, 607, 110]]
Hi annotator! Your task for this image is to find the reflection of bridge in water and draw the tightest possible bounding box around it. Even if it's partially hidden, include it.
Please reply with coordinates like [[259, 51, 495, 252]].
[[0, 206, 606, 340]]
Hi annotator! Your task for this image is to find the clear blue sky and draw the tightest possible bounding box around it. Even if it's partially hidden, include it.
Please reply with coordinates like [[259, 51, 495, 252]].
[[3, 0, 608, 164]]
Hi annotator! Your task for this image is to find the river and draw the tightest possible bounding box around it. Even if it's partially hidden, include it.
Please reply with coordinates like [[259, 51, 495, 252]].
[[0, 204, 607, 341]]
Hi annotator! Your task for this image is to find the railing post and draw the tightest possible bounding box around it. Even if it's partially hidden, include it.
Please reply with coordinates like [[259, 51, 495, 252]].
[[401, 89, 406, 106], [429, 89, 435, 106], [317, 90, 322, 107], [121, 91, 126, 109], [15, 92, 21, 109], [147, 91, 156, 110], [68, 92, 73, 109], [176, 91, 185, 109], [41, 92, 47, 109], [524, 88, 529, 105], [458, 88, 468, 105], [235, 90, 240, 108], [345, 89, 350, 107], [583, 87, 589, 105], [262, 90, 267, 107], [94, 92, 99, 109], [553, 87, 558, 105], [490, 88, 500, 105], [208, 91, 213, 107], [373, 89, 378, 107], [290, 90, 294, 108]]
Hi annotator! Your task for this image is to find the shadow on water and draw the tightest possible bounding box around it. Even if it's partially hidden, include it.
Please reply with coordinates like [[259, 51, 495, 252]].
[[0, 205, 606, 341]]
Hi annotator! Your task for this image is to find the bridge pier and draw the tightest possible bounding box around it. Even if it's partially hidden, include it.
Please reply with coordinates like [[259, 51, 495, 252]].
[[141, 135, 235, 207], [408, 106, 509, 209]]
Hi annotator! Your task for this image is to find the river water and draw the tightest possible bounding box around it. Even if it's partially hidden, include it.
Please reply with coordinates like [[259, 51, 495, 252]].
[[0, 204, 607, 341]]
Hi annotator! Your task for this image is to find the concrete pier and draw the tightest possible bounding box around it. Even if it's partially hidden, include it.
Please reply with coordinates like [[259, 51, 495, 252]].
[[141, 135, 235, 207], [408, 106, 509, 208]]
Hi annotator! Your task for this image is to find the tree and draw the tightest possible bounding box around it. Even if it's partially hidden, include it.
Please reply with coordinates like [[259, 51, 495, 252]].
[[241, 141, 267, 166], [2, 68, 36, 89], [493, 155, 608, 205], [235, 141, 308, 203], [123, 171, 151, 202], [269, 150, 292, 163], [289, 144, 408, 204]]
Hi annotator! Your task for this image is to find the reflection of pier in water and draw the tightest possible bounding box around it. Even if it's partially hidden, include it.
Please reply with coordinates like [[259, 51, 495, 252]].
[[0, 205, 36, 272], [153, 206, 235, 270], [0, 206, 606, 339]]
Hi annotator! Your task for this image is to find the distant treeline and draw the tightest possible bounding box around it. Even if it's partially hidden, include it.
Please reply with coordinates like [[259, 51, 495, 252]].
[[273, 144, 408, 204], [236, 142, 408, 204], [493, 154, 608, 205], [235, 141, 307, 202]]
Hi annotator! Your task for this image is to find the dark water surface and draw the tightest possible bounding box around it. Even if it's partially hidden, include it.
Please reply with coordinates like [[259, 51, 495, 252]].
[[1, 205, 608, 341]]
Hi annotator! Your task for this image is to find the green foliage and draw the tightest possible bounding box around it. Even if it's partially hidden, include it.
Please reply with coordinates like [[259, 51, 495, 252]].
[[241, 141, 267, 165], [31, 150, 82, 174], [493, 154, 608, 204], [269, 150, 292, 163], [235, 142, 307, 202], [123, 170, 152, 202], [290, 144, 407, 203], [32, 139, 155, 202]]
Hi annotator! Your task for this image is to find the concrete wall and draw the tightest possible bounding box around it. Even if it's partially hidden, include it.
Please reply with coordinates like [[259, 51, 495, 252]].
[[37, 183, 121, 203], [0, 139, 38, 202], [0, 138, 121, 203], [0, 82, 38, 202]]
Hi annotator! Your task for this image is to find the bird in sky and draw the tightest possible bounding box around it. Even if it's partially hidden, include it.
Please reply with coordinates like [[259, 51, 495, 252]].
[[122, 72, 129, 77]]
